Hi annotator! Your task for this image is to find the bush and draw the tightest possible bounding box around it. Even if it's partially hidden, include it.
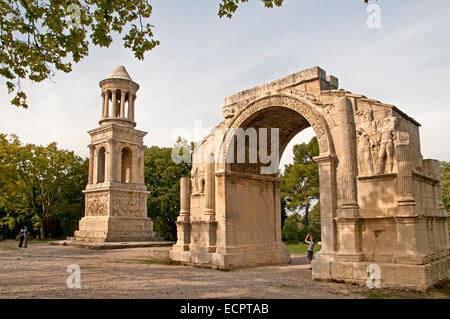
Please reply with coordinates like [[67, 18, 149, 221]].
[[282, 213, 321, 243], [282, 215, 301, 243]]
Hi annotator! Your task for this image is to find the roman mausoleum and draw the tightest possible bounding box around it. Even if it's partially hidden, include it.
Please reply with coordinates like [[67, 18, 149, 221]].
[[74, 66, 157, 242], [169, 66, 449, 289]]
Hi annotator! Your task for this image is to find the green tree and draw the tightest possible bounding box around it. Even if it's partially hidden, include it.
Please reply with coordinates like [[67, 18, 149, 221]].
[[280, 136, 319, 227], [144, 138, 192, 241], [0, 134, 87, 239], [50, 157, 88, 238], [1, 0, 284, 109], [281, 213, 301, 243]]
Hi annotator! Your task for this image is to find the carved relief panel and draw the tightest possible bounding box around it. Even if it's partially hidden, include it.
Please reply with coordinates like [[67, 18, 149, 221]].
[[191, 166, 205, 195], [85, 192, 109, 216], [111, 191, 147, 217], [355, 107, 399, 176]]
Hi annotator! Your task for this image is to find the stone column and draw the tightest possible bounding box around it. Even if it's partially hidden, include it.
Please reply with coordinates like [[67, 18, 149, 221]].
[[394, 132, 423, 264], [335, 97, 361, 261], [129, 95, 135, 121], [204, 157, 215, 220], [396, 132, 415, 207], [104, 91, 110, 118], [173, 177, 191, 251], [88, 144, 95, 185], [313, 154, 337, 255], [127, 93, 132, 120], [101, 92, 106, 118], [107, 139, 117, 182], [111, 90, 118, 118], [120, 90, 126, 118], [140, 146, 145, 184], [305, 155, 336, 278], [179, 178, 191, 221], [336, 97, 359, 211]]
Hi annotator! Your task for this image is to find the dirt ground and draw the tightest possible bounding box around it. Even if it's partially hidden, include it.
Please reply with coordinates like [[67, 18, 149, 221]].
[[0, 240, 447, 299]]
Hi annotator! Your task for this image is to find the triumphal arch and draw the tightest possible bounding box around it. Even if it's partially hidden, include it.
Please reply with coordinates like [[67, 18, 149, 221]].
[[169, 66, 449, 289]]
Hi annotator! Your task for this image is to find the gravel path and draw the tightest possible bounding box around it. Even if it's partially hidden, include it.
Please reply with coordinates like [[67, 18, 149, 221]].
[[0, 240, 368, 299]]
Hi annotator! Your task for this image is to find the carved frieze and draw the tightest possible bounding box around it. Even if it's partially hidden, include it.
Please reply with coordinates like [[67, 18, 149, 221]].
[[111, 191, 147, 217], [355, 107, 398, 176], [85, 192, 109, 216], [191, 166, 205, 195]]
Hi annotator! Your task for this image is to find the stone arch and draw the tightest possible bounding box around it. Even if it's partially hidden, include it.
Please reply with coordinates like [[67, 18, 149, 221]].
[[172, 93, 338, 269], [220, 93, 337, 255], [121, 147, 133, 183], [229, 94, 333, 156]]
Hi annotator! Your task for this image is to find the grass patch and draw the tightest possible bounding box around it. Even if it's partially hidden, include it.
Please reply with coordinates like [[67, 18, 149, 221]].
[[285, 242, 321, 255], [138, 258, 169, 265], [278, 284, 301, 289], [361, 280, 450, 299]]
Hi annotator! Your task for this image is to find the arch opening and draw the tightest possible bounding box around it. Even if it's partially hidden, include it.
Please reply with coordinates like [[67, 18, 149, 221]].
[[121, 147, 132, 183], [227, 106, 313, 175], [97, 147, 105, 183]]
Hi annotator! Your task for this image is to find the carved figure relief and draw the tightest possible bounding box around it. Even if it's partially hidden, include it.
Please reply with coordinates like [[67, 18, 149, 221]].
[[191, 166, 205, 195], [356, 107, 398, 176], [86, 193, 108, 216], [111, 192, 146, 217]]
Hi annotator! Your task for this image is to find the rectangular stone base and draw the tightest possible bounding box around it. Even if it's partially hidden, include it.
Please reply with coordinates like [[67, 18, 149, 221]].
[[312, 254, 449, 290], [74, 216, 158, 242], [169, 245, 291, 269]]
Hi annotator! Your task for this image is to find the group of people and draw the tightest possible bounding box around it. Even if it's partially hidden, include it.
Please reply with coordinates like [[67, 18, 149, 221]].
[[18, 227, 30, 248]]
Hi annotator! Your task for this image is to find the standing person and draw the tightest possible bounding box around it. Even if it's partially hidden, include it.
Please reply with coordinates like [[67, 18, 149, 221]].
[[305, 233, 316, 270], [18, 229, 24, 248], [23, 226, 29, 248]]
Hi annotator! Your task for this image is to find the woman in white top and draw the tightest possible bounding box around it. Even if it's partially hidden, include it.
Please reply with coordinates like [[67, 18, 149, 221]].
[[305, 233, 316, 269]]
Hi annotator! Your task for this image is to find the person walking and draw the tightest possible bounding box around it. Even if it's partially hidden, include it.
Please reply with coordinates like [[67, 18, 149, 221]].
[[18, 229, 24, 248], [23, 226, 29, 248], [305, 232, 316, 270]]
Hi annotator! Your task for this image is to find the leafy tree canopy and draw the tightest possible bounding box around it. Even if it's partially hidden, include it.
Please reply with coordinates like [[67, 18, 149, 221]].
[[1, 0, 283, 109], [144, 138, 192, 241], [2, 0, 373, 109], [0, 133, 87, 239], [280, 136, 319, 225]]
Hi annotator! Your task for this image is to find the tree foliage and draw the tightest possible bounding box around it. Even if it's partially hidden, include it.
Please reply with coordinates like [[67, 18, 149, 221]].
[[281, 211, 320, 243], [0, 134, 87, 239], [280, 136, 321, 242], [144, 138, 192, 241], [0, 0, 284, 109], [281, 136, 319, 223]]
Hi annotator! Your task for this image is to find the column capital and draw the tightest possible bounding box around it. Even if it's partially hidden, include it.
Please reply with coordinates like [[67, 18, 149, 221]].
[[313, 153, 335, 164]]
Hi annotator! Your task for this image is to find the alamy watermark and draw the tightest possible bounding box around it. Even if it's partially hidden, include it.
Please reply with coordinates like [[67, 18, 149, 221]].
[[366, 3, 381, 29], [66, 4, 81, 28], [66, 264, 81, 289], [171, 124, 281, 175], [366, 263, 381, 289]]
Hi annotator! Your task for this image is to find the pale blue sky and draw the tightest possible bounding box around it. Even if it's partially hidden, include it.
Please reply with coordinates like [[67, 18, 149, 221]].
[[1, 0, 449, 168]]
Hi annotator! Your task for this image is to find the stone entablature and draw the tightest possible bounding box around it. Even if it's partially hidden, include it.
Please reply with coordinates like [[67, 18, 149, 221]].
[[170, 66, 449, 289]]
